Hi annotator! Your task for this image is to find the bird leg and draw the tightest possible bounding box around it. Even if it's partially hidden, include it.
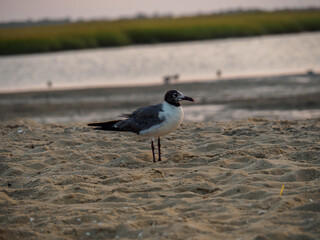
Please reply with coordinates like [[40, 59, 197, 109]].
[[158, 137, 161, 161], [151, 140, 156, 163]]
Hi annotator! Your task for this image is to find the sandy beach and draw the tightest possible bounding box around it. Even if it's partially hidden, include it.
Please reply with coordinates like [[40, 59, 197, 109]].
[[0, 117, 319, 239], [1, 73, 320, 239]]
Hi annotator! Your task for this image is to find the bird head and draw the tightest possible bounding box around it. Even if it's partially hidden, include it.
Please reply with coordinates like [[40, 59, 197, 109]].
[[164, 90, 194, 107]]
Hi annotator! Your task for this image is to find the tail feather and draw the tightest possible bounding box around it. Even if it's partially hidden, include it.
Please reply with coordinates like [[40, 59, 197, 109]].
[[87, 120, 122, 131]]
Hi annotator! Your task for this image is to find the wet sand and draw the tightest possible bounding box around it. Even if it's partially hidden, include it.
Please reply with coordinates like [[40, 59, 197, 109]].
[[1, 73, 320, 123], [0, 118, 319, 239]]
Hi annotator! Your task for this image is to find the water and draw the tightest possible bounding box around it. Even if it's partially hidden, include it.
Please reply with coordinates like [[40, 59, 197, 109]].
[[0, 32, 320, 92]]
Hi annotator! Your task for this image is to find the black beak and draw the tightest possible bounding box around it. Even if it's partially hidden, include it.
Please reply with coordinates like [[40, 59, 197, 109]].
[[181, 96, 194, 102]]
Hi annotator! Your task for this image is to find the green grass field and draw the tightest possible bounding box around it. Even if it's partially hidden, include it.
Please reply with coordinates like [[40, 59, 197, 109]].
[[1, 10, 320, 55]]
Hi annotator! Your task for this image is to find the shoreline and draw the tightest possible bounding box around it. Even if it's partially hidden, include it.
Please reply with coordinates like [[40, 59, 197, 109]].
[[1, 73, 320, 123], [0, 71, 318, 95]]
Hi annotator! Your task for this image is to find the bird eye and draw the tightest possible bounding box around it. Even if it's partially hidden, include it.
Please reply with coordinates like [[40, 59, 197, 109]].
[[173, 93, 178, 97]]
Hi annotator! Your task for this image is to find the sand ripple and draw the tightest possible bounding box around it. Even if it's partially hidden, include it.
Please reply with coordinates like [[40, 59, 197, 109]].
[[0, 118, 319, 239]]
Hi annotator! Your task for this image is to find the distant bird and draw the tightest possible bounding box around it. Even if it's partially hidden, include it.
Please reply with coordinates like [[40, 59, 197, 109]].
[[87, 90, 194, 162], [216, 69, 222, 79], [47, 80, 52, 88], [163, 74, 180, 84]]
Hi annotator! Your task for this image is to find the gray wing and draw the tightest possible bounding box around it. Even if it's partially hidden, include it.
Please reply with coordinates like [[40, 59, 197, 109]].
[[115, 103, 164, 134]]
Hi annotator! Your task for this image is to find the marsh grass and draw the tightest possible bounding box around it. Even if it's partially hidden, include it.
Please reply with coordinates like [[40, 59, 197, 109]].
[[1, 10, 320, 55]]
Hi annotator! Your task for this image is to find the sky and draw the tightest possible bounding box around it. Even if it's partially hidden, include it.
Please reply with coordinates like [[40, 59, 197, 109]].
[[1, 0, 320, 23]]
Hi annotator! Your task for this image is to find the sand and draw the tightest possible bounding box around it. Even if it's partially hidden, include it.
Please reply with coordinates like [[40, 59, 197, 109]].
[[1, 73, 320, 123], [0, 118, 319, 239]]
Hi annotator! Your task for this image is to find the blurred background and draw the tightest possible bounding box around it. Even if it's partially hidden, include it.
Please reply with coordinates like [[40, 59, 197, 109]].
[[0, 0, 320, 123]]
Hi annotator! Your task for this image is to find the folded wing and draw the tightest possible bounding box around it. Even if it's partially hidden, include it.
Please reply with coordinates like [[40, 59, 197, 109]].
[[87, 103, 164, 134]]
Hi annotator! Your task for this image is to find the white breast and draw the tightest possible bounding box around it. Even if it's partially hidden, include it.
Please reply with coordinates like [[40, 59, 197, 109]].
[[139, 102, 184, 137]]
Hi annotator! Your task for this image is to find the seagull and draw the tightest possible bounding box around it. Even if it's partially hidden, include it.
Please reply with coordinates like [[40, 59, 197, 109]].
[[87, 90, 194, 163]]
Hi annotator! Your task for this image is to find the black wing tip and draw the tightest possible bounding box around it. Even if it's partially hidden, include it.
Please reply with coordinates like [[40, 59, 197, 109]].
[[87, 120, 122, 131], [87, 122, 100, 126]]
